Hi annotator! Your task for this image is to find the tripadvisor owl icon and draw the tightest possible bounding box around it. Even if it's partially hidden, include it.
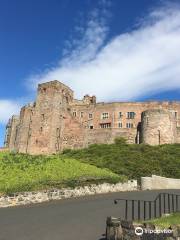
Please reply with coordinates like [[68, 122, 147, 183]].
[[135, 227, 143, 236]]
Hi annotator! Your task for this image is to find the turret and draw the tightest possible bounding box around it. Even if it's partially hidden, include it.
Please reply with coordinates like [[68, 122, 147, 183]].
[[141, 109, 177, 145]]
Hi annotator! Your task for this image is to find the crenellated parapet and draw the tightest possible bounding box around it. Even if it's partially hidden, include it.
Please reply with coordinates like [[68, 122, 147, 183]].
[[4, 80, 180, 154]]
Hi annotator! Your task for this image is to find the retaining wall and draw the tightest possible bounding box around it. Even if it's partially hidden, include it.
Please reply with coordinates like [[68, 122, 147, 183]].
[[0, 180, 137, 208], [141, 175, 180, 190]]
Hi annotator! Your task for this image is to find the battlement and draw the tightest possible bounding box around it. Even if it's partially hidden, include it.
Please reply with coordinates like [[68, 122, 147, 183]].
[[38, 80, 74, 95], [4, 80, 180, 154]]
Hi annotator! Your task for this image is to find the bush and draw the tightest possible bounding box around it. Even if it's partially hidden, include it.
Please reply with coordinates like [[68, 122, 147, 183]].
[[114, 137, 127, 145], [62, 143, 180, 181]]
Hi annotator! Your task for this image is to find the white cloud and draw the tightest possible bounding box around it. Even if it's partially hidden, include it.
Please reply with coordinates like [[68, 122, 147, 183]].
[[0, 100, 21, 124], [28, 3, 180, 101]]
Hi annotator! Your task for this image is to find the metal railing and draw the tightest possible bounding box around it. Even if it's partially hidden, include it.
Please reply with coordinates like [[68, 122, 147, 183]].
[[114, 192, 180, 221]]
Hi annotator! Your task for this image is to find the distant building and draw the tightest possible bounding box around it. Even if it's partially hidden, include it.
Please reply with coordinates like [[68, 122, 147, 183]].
[[4, 80, 180, 154]]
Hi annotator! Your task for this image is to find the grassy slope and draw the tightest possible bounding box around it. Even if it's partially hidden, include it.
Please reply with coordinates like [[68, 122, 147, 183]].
[[0, 152, 123, 194], [62, 140, 180, 182], [1, 139, 180, 194], [142, 213, 180, 228]]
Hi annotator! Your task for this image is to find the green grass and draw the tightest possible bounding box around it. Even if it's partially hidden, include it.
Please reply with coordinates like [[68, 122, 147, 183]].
[[0, 152, 123, 194], [1, 138, 180, 194], [142, 213, 180, 228], [62, 139, 180, 183]]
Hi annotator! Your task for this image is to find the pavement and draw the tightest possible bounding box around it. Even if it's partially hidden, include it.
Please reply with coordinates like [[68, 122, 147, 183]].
[[0, 189, 179, 240]]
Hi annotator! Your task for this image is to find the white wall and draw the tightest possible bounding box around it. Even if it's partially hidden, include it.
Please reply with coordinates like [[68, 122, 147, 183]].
[[141, 175, 180, 190]]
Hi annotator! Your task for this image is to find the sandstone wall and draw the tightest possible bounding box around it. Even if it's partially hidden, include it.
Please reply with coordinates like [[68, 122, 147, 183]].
[[86, 128, 137, 145], [141, 109, 177, 145], [141, 175, 180, 190], [6, 116, 20, 151], [176, 127, 180, 143], [5, 80, 180, 154]]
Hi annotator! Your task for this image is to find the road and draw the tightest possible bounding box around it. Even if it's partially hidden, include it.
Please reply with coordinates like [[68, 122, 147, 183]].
[[0, 189, 179, 240]]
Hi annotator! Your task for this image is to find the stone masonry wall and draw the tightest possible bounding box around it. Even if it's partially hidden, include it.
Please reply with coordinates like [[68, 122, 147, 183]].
[[141, 109, 177, 145], [0, 180, 137, 208], [5, 80, 180, 154]]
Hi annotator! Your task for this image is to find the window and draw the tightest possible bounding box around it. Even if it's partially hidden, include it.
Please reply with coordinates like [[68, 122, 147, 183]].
[[73, 111, 77, 117], [80, 112, 84, 118], [126, 123, 133, 128], [41, 114, 45, 121], [127, 112, 135, 119], [101, 112, 109, 119], [89, 125, 93, 129], [89, 113, 93, 118], [100, 123, 111, 128], [119, 112, 123, 118], [118, 122, 122, 128], [42, 88, 46, 93], [146, 117, 149, 126], [40, 127, 43, 133], [175, 112, 178, 118]]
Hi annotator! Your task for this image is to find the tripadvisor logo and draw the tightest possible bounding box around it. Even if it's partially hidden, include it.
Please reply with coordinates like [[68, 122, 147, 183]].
[[135, 227, 173, 236], [135, 227, 143, 236]]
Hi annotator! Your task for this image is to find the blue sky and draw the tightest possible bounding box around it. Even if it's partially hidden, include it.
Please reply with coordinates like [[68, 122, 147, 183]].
[[0, 0, 180, 146]]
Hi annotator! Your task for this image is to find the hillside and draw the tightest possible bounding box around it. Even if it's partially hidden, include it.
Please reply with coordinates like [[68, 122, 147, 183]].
[[1, 139, 180, 194], [0, 152, 122, 194], [62, 138, 180, 182]]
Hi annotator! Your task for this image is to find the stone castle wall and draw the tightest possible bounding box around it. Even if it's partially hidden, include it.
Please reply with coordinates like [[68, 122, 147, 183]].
[[141, 109, 177, 145], [5, 80, 180, 154]]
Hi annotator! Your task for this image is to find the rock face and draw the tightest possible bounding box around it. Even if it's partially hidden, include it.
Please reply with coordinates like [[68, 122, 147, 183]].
[[4, 80, 180, 154], [0, 180, 137, 208]]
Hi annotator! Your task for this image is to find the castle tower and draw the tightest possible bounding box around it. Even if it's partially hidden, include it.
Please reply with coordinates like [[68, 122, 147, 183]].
[[26, 80, 74, 154], [4, 115, 20, 150], [141, 109, 177, 145]]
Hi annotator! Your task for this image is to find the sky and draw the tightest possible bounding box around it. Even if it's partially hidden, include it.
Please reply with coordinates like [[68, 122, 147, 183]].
[[0, 0, 180, 146]]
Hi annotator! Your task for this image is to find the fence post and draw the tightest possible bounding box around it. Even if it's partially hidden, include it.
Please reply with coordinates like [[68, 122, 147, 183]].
[[125, 200, 128, 220], [132, 200, 135, 221], [149, 201, 151, 220], [168, 194, 170, 213], [159, 194, 162, 217], [163, 193, 166, 214], [138, 200, 140, 221], [176, 195, 179, 211], [154, 200, 156, 218], [144, 201, 146, 220]]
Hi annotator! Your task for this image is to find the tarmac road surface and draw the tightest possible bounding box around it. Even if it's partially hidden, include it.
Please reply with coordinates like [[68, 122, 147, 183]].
[[0, 189, 179, 240]]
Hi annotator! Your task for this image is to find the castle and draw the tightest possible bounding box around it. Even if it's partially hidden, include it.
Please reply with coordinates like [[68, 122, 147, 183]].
[[4, 80, 180, 155]]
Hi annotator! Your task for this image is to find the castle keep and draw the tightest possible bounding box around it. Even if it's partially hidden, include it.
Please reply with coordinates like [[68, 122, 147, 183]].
[[4, 80, 180, 154]]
